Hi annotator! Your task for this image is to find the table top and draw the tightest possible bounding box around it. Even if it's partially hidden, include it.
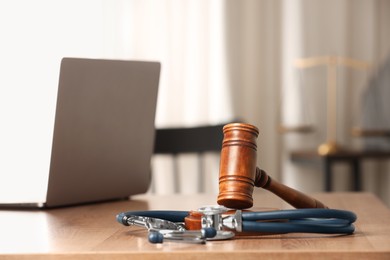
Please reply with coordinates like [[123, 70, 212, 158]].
[[291, 149, 390, 160], [1, 192, 390, 259]]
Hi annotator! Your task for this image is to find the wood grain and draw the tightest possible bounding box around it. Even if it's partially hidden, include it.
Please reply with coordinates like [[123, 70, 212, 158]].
[[0, 192, 389, 259]]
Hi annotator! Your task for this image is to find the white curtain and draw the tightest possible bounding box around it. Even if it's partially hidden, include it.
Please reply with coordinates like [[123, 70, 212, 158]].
[[212, 0, 390, 204], [101, 0, 284, 195], [103, 0, 233, 127], [102, 0, 234, 194], [0, 0, 234, 197], [2, 0, 389, 203], [280, 0, 390, 204], [224, 0, 282, 185], [0, 0, 108, 201]]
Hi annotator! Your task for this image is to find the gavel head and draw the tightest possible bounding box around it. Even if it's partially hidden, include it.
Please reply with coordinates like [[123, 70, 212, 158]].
[[217, 123, 259, 209]]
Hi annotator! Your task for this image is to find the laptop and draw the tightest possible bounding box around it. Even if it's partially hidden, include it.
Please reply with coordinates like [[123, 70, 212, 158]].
[[0, 57, 160, 208]]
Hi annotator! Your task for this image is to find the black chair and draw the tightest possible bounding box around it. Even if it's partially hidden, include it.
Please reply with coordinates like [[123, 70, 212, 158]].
[[152, 123, 227, 193]]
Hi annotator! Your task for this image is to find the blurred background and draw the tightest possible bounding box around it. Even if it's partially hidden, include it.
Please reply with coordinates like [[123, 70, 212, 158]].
[[1, 0, 389, 205]]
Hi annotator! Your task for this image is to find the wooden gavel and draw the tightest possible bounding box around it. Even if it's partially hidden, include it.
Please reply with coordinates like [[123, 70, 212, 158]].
[[217, 123, 328, 210]]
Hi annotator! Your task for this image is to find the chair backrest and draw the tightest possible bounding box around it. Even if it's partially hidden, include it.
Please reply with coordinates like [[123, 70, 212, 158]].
[[152, 123, 226, 193], [154, 124, 224, 154]]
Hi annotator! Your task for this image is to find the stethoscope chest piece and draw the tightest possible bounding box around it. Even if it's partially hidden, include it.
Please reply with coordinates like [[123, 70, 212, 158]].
[[196, 205, 237, 240]]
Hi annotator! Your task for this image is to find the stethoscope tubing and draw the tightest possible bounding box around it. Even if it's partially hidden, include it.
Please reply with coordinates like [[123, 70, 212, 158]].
[[241, 209, 356, 223], [242, 220, 355, 234], [240, 209, 357, 234]]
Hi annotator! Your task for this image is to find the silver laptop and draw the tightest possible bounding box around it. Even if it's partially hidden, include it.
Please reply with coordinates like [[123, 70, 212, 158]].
[[0, 58, 160, 208]]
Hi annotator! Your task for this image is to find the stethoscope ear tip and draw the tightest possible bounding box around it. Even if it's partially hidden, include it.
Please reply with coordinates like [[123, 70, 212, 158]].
[[116, 213, 127, 225], [148, 231, 164, 244], [203, 227, 217, 238]]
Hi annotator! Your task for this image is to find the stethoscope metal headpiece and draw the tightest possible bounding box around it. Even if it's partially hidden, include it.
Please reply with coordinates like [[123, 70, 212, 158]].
[[120, 213, 219, 243], [118, 206, 236, 243], [197, 205, 237, 240], [122, 214, 186, 231]]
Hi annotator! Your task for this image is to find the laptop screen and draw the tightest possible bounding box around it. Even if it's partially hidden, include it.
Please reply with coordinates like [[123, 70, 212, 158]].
[[45, 58, 160, 207]]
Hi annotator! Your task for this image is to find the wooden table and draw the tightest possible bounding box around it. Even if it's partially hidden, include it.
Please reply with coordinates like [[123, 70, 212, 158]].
[[1, 192, 390, 259]]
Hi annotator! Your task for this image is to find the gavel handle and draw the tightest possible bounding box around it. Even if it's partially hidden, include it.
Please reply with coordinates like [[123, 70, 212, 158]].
[[254, 167, 328, 209]]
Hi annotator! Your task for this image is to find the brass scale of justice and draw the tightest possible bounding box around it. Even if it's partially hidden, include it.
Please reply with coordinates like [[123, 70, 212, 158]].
[[117, 123, 357, 244], [278, 55, 387, 155]]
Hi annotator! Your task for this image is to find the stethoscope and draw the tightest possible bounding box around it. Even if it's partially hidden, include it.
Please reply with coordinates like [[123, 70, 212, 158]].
[[117, 205, 357, 244]]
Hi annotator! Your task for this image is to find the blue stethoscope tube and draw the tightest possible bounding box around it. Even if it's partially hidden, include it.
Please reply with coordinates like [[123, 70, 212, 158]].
[[117, 208, 357, 235], [240, 208, 356, 233]]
